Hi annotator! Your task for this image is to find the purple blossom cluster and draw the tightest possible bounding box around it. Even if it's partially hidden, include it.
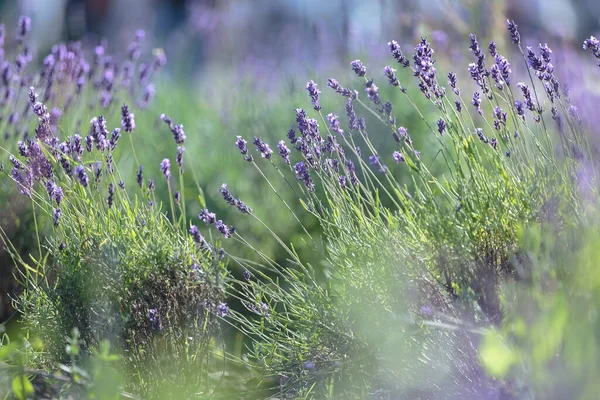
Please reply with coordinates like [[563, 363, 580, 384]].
[[220, 183, 252, 214]]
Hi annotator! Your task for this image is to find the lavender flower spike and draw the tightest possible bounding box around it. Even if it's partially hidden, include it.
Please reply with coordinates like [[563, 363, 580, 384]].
[[383, 66, 400, 87], [351, 60, 367, 77], [189, 225, 206, 247], [437, 118, 446, 135], [160, 158, 171, 179], [75, 165, 89, 187], [277, 140, 291, 164], [253, 137, 273, 159], [306, 80, 322, 111], [235, 135, 253, 162], [507, 20, 520, 44], [121, 104, 136, 132]]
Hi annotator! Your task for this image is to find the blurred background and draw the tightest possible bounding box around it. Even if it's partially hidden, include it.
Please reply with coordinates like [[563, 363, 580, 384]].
[[2, 0, 600, 325]]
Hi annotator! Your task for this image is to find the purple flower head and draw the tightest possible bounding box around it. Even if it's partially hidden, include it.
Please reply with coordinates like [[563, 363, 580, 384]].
[[277, 140, 291, 164], [388, 40, 410, 67], [235, 135, 253, 162], [215, 220, 234, 238], [161, 114, 186, 144], [107, 183, 115, 208], [539, 43, 552, 63], [369, 154, 379, 165], [219, 183, 236, 206], [148, 179, 155, 192], [17, 16, 31, 42], [365, 80, 380, 105], [327, 78, 357, 98], [437, 118, 446, 135], [160, 158, 171, 179], [490, 137, 498, 150], [176, 146, 185, 171], [472, 92, 482, 115], [383, 65, 400, 87], [119, 181, 125, 189], [243, 269, 251, 281], [412, 37, 443, 100], [338, 175, 347, 189], [53, 208, 61, 227], [326, 113, 344, 136], [110, 128, 121, 151], [393, 151, 405, 163], [294, 161, 314, 191], [448, 72, 459, 95], [413, 149, 421, 159], [455, 100, 462, 112], [121, 104, 136, 133], [253, 137, 273, 159], [216, 302, 230, 317], [198, 209, 216, 225], [583, 35, 600, 66], [75, 164, 89, 187], [507, 20, 520, 44], [137, 165, 144, 187], [476, 128, 489, 143], [351, 60, 367, 77], [189, 225, 206, 247], [517, 82, 536, 111], [489, 41, 498, 57], [148, 308, 163, 331], [306, 80, 321, 111], [345, 99, 359, 131]]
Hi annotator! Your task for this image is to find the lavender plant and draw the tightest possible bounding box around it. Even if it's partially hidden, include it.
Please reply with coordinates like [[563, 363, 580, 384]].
[[220, 22, 595, 398]]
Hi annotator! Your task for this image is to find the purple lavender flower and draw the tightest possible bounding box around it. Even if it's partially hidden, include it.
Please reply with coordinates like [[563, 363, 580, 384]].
[[198, 209, 216, 225], [338, 175, 347, 189], [107, 183, 115, 208], [148, 179, 155, 192], [253, 137, 273, 159], [106, 153, 114, 174], [326, 113, 344, 136], [327, 78, 356, 98], [220, 183, 236, 206], [369, 155, 379, 165], [119, 181, 125, 189], [393, 151, 405, 163], [475, 128, 489, 143], [148, 308, 163, 331], [448, 72, 459, 95], [437, 118, 446, 135], [517, 82, 536, 111], [160, 114, 186, 144], [490, 137, 498, 150], [235, 135, 253, 162], [175, 191, 181, 204], [489, 41, 498, 57], [176, 146, 185, 172], [455, 100, 462, 113], [110, 128, 121, 151], [507, 20, 520, 44], [413, 149, 421, 159], [345, 99, 359, 131], [17, 16, 31, 43], [365, 80, 380, 105], [53, 208, 61, 227], [351, 60, 366, 77], [413, 37, 444, 100], [294, 161, 314, 191], [306, 80, 321, 111], [215, 220, 234, 238], [137, 165, 143, 187], [160, 158, 171, 179], [388, 40, 410, 67], [216, 302, 230, 317], [277, 140, 291, 164], [472, 92, 482, 115], [189, 225, 206, 247], [121, 104, 136, 132], [583, 36, 600, 66], [383, 65, 400, 87], [243, 269, 251, 281]]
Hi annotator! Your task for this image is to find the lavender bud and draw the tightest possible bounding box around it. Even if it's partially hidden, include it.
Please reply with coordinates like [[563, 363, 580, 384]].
[[235, 136, 253, 162], [107, 183, 115, 208], [160, 158, 171, 179], [176, 146, 185, 172], [121, 104, 136, 133], [306, 80, 321, 111], [75, 165, 89, 187], [393, 151, 405, 163], [253, 137, 273, 159], [216, 302, 230, 317], [437, 118, 446, 135], [277, 140, 291, 164], [190, 225, 206, 247], [351, 60, 367, 77], [137, 165, 144, 187], [507, 20, 520, 44], [383, 65, 399, 86], [53, 208, 61, 227], [148, 179, 155, 192], [198, 209, 216, 225]]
